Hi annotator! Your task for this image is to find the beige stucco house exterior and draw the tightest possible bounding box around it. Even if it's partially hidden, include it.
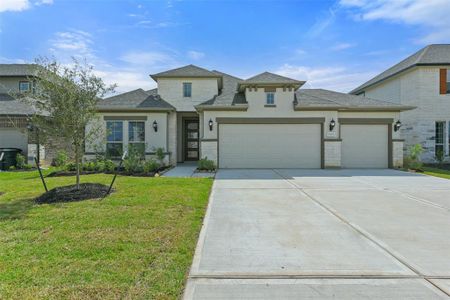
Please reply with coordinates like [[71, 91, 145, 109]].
[[351, 44, 450, 163], [86, 64, 413, 169]]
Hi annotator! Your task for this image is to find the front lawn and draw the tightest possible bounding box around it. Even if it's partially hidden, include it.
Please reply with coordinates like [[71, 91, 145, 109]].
[[423, 166, 450, 180], [0, 170, 212, 299]]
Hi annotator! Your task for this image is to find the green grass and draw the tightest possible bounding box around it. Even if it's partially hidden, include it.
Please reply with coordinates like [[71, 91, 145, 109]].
[[0, 169, 213, 299], [423, 166, 450, 180]]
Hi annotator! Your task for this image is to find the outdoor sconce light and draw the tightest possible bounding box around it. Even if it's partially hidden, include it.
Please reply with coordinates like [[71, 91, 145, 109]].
[[208, 119, 213, 131], [152, 120, 158, 132], [394, 120, 402, 132], [329, 118, 336, 131]]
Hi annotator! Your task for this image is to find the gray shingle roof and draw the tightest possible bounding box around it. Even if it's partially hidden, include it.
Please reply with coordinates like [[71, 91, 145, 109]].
[[150, 64, 221, 80], [98, 89, 174, 111], [198, 71, 246, 107], [244, 72, 304, 85], [351, 44, 450, 94], [296, 89, 414, 111], [0, 93, 36, 115], [0, 64, 38, 77]]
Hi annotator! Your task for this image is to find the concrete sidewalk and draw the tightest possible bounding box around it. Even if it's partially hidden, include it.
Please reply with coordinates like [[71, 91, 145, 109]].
[[184, 169, 450, 299]]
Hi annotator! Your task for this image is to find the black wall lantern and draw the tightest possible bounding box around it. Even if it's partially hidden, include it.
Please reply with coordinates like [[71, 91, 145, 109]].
[[329, 118, 336, 131], [152, 120, 158, 132], [394, 120, 402, 132], [208, 119, 213, 131]]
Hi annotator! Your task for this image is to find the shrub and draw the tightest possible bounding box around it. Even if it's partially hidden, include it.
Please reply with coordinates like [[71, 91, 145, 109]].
[[155, 147, 165, 166], [435, 149, 445, 166], [23, 164, 33, 170], [9, 165, 16, 171], [53, 150, 68, 167], [104, 159, 115, 172], [405, 144, 424, 170], [15, 153, 26, 169], [66, 162, 76, 171], [198, 157, 216, 171], [143, 159, 160, 173], [123, 147, 144, 173], [95, 161, 106, 172]]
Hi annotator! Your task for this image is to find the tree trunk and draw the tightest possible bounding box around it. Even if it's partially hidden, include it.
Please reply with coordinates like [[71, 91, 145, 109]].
[[75, 145, 80, 190]]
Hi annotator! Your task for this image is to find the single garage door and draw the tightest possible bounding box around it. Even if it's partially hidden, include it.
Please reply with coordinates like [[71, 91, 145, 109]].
[[341, 125, 388, 168], [219, 124, 321, 168], [0, 128, 28, 153]]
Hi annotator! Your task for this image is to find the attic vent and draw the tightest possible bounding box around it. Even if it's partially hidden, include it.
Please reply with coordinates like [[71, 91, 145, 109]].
[[154, 94, 160, 100]]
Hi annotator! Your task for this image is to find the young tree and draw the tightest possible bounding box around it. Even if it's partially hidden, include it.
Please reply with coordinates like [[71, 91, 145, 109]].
[[17, 57, 116, 189]]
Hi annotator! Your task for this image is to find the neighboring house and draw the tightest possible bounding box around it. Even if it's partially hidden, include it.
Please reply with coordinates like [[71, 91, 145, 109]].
[[87, 64, 413, 169], [0, 64, 41, 162], [351, 44, 450, 163]]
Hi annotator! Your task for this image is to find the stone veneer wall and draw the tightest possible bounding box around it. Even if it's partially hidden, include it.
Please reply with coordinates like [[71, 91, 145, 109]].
[[200, 140, 217, 164], [392, 140, 404, 168]]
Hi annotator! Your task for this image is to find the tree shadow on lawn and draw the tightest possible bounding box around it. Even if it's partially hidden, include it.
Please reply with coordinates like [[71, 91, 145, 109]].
[[0, 196, 35, 221]]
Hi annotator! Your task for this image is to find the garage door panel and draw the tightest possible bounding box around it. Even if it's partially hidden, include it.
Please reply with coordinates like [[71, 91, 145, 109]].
[[219, 124, 321, 169], [341, 125, 388, 169]]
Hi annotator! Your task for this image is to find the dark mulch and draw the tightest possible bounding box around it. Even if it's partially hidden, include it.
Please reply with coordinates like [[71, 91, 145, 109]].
[[424, 163, 450, 171], [35, 183, 111, 204], [46, 167, 170, 178]]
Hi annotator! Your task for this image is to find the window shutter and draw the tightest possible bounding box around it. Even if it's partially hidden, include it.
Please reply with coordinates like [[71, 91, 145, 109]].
[[440, 69, 447, 94]]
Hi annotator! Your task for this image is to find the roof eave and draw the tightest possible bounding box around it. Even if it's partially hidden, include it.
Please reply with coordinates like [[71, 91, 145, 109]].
[[238, 81, 305, 92], [195, 104, 249, 112], [294, 105, 416, 112], [97, 107, 174, 113]]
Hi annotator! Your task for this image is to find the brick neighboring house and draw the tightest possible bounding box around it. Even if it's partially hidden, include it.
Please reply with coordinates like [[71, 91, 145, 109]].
[[0, 64, 68, 165], [351, 44, 450, 163]]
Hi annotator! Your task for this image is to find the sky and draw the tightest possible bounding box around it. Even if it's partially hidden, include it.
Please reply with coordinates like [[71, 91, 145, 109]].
[[1, 0, 450, 94]]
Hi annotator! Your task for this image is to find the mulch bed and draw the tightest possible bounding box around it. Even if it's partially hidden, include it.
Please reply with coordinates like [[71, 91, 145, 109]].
[[47, 166, 170, 178], [35, 183, 111, 204], [424, 164, 450, 171]]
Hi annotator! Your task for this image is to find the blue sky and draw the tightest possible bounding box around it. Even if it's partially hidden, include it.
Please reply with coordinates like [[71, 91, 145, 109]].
[[1, 0, 450, 93]]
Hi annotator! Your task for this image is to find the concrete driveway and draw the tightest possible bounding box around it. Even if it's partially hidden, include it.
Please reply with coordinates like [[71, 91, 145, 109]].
[[184, 169, 450, 299]]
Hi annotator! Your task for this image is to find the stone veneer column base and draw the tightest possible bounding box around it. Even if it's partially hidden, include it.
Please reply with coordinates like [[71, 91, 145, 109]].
[[324, 140, 342, 168], [393, 140, 404, 168], [200, 141, 218, 165]]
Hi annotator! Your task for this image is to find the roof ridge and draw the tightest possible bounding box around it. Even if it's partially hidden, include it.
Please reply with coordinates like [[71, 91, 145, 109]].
[[415, 45, 431, 64]]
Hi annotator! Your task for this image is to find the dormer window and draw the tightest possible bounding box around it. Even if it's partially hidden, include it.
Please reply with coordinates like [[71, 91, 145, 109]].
[[266, 92, 275, 105], [19, 81, 31, 93], [183, 82, 192, 97]]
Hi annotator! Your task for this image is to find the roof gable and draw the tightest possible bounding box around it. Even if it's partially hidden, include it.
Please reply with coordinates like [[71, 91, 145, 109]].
[[244, 71, 303, 84], [0, 64, 39, 77], [98, 88, 174, 111], [351, 44, 450, 94], [150, 64, 221, 80]]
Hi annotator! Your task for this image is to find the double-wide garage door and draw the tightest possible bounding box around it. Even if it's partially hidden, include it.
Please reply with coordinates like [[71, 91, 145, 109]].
[[219, 124, 321, 168]]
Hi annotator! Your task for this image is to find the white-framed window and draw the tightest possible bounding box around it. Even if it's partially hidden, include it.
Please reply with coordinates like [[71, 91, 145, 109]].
[[183, 82, 192, 97], [19, 81, 31, 92], [447, 69, 450, 94], [128, 121, 145, 155], [435, 121, 445, 156], [106, 121, 123, 158], [266, 92, 275, 105]]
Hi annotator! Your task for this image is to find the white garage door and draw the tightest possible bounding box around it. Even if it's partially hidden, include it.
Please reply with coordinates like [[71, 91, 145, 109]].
[[341, 125, 388, 168], [219, 124, 321, 168], [0, 128, 28, 153]]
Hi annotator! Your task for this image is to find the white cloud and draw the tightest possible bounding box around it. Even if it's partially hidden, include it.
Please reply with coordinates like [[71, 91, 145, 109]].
[[275, 64, 377, 92], [94, 69, 156, 93], [187, 50, 205, 60], [331, 42, 356, 51], [340, 0, 450, 43], [307, 8, 337, 37], [0, 0, 30, 12], [120, 51, 175, 66], [35, 0, 53, 5], [51, 30, 93, 56]]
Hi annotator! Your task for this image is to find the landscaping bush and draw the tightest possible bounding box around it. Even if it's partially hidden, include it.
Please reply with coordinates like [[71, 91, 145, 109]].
[[66, 162, 76, 171], [155, 147, 165, 166], [104, 159, 115, 172], [144, 159, 160, 173], [53, 150, 68, 167], [198, 157, 216, 171], [435, 149, 445, 166], [123, 147, 144, 173], [15, 153, 26, 169], [405, 144, 424, 171], [23, 164, 33, 170]]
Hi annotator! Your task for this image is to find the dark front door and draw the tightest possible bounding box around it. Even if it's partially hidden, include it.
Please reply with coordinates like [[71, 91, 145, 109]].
[[184, 119, 199, 161]]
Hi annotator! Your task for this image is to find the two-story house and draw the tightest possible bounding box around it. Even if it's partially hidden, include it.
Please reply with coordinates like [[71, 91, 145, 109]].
[[351, 44, 450, 163], [0, 64, 40, 162], [87, 64, 413, 169]]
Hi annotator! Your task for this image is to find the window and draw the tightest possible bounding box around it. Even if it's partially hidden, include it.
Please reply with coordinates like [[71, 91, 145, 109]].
[[19, 81, 31, 92], [266, 92, 275, 105], [448, 121, 450, 155], [435, 121, 445, 156], [106, 121, 123, 157], [447, 69, 450, 94], [183, 82, 192, 97], [128, 121, 145, 155]]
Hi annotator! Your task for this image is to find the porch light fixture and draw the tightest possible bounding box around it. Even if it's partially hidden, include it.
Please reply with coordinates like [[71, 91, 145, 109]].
[[152, 120, 158, 132], [208, 119, 213, 131], [394, 120, 402, 132], [329, 119, 336, 131]]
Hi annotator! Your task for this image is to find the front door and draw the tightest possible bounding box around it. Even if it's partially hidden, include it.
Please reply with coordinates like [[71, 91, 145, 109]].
[[184, 119, 199, 161]]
